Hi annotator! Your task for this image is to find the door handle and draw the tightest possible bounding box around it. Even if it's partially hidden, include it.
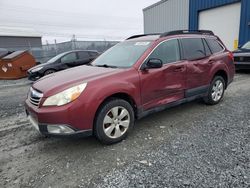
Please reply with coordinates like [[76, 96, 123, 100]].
[[174, 66, 185, 72], [208, 60, 215, 65]]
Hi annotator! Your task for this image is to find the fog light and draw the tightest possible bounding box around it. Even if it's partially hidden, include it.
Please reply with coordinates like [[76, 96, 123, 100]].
[[47, 125, 75, 134]]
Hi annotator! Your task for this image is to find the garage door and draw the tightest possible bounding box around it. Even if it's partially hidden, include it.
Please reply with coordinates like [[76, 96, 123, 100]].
[[199, 3, 241, 50]]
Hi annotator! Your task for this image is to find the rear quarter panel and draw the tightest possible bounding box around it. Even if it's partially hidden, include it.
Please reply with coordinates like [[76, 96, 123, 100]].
[[208, 51, 234, 85]]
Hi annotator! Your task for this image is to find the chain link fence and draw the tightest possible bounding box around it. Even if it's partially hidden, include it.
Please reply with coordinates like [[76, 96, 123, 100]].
[[2, 40, 119, 64]]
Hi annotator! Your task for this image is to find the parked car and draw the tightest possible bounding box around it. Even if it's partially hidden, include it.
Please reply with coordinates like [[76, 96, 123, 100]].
[[25, 30, 235, 144], [27, 50, 99, 81], [233, 41, 250, 70]]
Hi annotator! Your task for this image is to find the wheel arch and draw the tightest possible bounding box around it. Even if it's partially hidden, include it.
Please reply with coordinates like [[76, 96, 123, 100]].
[[43, 68, 57, 75], [93, 92, 138, 130], [97, 92, 137, 116], [212, 70, 228, 89]]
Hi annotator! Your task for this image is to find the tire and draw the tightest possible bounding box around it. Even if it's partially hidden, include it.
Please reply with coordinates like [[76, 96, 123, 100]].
[[204, 76, 225, 105], [94, 98, 135, 144], [44, 69, 56, 76]]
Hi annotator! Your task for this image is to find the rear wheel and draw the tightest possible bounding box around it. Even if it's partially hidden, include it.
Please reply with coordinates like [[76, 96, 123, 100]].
[[204, 76, 225, 105], [44, 69, 56, 76], [94, 98, 134, 144]]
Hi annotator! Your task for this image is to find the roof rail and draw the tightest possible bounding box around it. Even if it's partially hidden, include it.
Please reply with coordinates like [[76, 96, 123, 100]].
[[126, 33, 161, 40], [126, 30, 214, 40], [160, 30, 214, 37]]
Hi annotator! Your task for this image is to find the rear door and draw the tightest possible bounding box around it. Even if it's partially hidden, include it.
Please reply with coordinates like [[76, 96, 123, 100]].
[[180, 38, 212, 95], [77, 51, 92, 65], [139, 39, 187, 110], [88, 51, 99, 61]]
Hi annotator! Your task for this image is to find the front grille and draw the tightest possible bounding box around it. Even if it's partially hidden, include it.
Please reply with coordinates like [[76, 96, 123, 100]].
[[29, 87, 43, 106], [234, 56, 250, 62]]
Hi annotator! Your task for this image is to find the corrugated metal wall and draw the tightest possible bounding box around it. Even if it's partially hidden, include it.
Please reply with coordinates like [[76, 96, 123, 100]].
[[239, 0, 250, 46], [0, 36, 42, 49], [143, 0, 189, 34]]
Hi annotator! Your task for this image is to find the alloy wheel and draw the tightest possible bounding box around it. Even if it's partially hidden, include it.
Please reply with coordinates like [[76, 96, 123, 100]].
[[103, 106, 130, 139], [211, 80, 224, 102]]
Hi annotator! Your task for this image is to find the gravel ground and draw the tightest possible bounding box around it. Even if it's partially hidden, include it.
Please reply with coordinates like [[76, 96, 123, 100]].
[[0, 77, 32, 89], [0, 73, 249, 188]]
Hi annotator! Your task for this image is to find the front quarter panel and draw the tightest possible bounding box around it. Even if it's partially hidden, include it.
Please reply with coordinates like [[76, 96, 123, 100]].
[[75, 68, 141, 129]]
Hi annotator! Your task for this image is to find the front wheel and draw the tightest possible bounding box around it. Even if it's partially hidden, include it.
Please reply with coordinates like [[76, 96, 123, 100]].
[[44, 69, 56, 76], [94, 98, 134, 144], [204, 76, 225, 105]]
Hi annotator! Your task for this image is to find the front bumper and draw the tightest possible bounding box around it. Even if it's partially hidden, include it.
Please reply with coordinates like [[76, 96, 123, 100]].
[[26, 110, 92, 137], [25, 98, 94, 137], [27, 71, 42, 81], [235, 62, 250, 70]]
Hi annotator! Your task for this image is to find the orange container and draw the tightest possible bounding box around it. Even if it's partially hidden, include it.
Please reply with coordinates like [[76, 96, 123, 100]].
[[0, 51, 36, 80]]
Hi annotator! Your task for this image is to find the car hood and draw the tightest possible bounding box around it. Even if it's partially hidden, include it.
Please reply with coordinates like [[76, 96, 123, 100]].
[[29, 61, 53, 71], [32, 65, 123, 96]]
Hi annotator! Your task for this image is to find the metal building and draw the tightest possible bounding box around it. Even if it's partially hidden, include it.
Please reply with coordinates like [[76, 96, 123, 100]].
[[143, 0, 189, 34], [143, 0, 250, 50], [0, 27, 42, 51]]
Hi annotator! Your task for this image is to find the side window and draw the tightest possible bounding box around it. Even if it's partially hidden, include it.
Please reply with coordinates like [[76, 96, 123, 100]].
[[89, 51, 98, 57], [202, 39, 212, 56], [181, 38, 206, 60], [78, 51, 89, 59], [61, 53, 77, 63], [148, 39, 180, 64], [206, 38, 224, 53]]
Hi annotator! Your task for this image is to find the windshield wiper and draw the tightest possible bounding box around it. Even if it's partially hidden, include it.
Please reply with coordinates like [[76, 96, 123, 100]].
[[96, 64, 118, 68]]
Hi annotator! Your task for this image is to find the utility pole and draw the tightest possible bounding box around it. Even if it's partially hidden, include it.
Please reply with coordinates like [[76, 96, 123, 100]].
[[72, 34, 77, 50], [54, 39, 58, 55]]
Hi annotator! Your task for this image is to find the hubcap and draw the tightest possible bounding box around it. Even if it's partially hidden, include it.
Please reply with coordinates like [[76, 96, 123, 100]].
[[211, 80, 224, 102], [103, 106, 130, 139], [45, 70, 54, 75]]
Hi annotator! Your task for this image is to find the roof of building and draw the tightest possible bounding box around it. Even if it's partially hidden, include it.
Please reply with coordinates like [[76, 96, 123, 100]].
[[2, 50, 26, 60], [143, 0, 168, 11], [0, 26, 42, 38]]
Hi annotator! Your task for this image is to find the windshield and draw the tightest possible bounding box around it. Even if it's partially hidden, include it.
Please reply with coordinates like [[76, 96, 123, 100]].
[[92, 41, 152, 68], [47, 52, 68, 63], [242, 41, 250, 49]]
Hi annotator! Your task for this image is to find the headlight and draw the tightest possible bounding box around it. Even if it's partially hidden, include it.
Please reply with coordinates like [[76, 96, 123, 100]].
[[31, 67, 43, 72], [43, 83, 87, 106]]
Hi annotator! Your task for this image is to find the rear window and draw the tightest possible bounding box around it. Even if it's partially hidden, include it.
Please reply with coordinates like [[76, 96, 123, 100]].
[[206, 38, 224, 53], [181, 38, 206, 60]]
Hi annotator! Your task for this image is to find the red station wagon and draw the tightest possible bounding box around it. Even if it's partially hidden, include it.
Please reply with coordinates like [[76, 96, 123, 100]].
[[25, 30, 235, 144]]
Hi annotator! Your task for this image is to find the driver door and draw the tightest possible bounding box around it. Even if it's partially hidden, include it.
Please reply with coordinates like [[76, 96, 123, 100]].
[[60, 52, 78, 68], [139, 39, 187, 110]]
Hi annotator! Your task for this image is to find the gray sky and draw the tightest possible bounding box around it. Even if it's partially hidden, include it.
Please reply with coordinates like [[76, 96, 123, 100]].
[[0, 0, 158, 43]]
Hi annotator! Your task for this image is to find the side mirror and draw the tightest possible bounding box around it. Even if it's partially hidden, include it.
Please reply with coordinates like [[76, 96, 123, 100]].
[[144, 58, 163, 69]]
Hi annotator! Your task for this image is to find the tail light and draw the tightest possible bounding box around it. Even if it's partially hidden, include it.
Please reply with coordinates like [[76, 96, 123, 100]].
[[228, 52, 234, 62]]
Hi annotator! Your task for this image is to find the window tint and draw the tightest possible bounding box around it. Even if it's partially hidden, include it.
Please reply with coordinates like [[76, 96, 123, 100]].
[[89, 51, 98, 57], [61, 53, 77, 63], [149, 39, 180, 64], [206, 38, 224, 53], [202, 39, 212, 56], [78, 51, 89, 59], [181, 38, 206, 60]]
